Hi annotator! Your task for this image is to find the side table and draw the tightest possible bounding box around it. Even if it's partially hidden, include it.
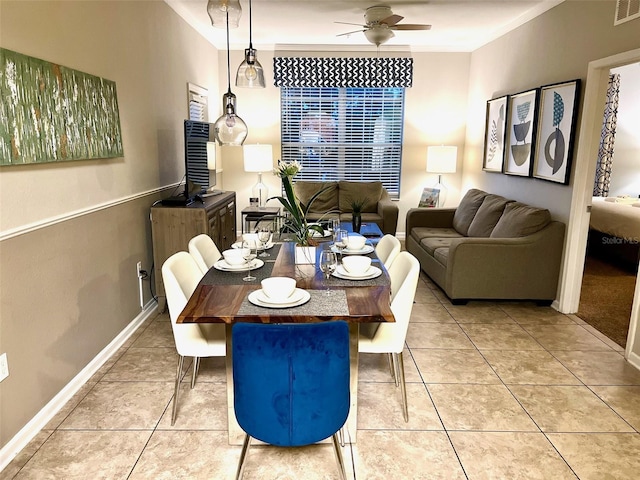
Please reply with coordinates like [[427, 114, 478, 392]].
[[241, 206, 281, 234]]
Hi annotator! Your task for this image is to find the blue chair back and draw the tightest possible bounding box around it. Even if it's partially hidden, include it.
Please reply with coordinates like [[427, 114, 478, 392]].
[[232, 321, 350, 447]]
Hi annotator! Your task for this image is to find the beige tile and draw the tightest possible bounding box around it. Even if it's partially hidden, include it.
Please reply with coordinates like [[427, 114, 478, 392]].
[[460, 324, 543, 350], [128, 431, 239, 480], [185, 356, 227, 383], [449, 431, 576, 480], [131, 320, 175, 348], [481, 350, 580, 385], [547, 433, 640, 480], [43, 382, 97, 430], [352, 430, 466, 479], [359, 349, 421, 383], [445, 304, 515, 324], [428, 384, 537, 431], [414, 285, 442, 304], [551, 350, 640, 385], [101, 347, 177, 382], [591, 385, 640, 431], [522, 325, 612, 351], [157, 382, 228, 430], [501, 305, 575, 325], [357, 382, 443, 430], [405, 323, 475, 349], [0, 430, 54, 480], [510, 385, 635, 433], [13, 430, 150, 480], [411, 349, 501, 384], [59, 381, 173, 430], [578, 323, 626, 352], [410, 302, 456, 323]]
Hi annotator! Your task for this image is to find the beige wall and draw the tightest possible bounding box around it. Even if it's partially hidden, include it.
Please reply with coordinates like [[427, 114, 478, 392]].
[[0, 0, 219, 447]]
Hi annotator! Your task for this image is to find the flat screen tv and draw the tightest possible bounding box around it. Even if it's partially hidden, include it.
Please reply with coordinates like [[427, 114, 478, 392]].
[[184, 119, 216, 202]]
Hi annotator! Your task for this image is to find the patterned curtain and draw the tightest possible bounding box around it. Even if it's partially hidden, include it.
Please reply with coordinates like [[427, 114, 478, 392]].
[[593, 73, 620, 197], [273, 57, 413, 88]]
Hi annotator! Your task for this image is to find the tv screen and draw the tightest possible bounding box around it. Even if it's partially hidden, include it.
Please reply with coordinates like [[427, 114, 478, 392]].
[[184, 120, 216, 201]]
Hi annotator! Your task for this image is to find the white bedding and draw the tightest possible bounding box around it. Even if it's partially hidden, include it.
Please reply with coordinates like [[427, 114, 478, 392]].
[[590, 197, 640, 240]]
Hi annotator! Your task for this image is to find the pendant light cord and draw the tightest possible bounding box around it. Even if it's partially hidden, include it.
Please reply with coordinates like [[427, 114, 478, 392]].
[[226, 10, 231, 95], [248, 0, 253, 48]]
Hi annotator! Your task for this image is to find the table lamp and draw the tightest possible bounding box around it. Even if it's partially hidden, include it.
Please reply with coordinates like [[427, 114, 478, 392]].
[[426, 146, 457, 207], [243, 144, 273, 208]]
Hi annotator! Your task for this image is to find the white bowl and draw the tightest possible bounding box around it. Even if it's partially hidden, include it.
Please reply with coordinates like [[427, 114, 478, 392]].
[[342, 255, 371, 275], [242, 233, 259, 247], [345, 234, 366, 250], [261, 277, 297, 302], [223, 248, 248, 266]]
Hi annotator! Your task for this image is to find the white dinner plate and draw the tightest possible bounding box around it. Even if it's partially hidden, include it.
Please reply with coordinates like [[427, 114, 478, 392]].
[[232, 241, 275, 251], [332, 265, 382, 280], [213, 258, 265, 272], [254, 288, 306, 305], [248, 288, 311, 308], [332, 244, 374, 255]]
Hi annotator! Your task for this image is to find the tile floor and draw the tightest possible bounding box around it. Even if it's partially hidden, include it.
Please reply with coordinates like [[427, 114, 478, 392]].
[[3, 272, 640, 479]]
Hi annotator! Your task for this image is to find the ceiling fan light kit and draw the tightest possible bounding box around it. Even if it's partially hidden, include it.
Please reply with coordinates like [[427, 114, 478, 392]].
[[235, 0, 265, 88]]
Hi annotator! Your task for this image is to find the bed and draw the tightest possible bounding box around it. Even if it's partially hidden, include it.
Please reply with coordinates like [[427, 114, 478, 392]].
[[589, 197, 640, 271]]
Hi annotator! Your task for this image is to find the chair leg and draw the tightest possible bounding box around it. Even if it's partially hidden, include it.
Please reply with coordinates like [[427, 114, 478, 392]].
[[387, 353, 398, 386], [171, 355, 185, 426], [394, 352, 409, 422], [191, 357, 200, 389], [338, 427, 345, 447], [331, 433, 348, 480], [235, 434, 252, 480]]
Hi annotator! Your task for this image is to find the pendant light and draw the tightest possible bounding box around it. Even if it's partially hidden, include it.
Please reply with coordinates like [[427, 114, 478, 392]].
[[213, 10, 248, 146], [207, 0, 242, 29], [235, 0, 265, 88]]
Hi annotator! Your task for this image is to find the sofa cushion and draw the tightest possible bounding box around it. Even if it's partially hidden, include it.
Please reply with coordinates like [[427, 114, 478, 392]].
[[338, 181, 383, 213], [433, 247, 449, 266], [491, 202, 552, 238], [420, 237, 457, 256], [452, 189, 488, 236], [467, 195, 511, 237], [294, 181, 339, 213], [411, 227, 462, 244]]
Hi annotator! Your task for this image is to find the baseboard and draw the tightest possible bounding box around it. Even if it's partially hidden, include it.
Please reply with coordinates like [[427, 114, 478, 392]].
[[627, 350, 640, 371], [0, 300, 158, 472]]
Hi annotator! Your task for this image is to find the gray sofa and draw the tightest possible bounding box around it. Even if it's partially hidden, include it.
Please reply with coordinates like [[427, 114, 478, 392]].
[[294, 180, 399, 235], [405, 188, 565, 304]]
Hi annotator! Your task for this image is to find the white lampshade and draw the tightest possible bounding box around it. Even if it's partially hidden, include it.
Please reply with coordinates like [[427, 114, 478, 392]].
[[426, 146, 457, 173], [243, 144, 273, 172]]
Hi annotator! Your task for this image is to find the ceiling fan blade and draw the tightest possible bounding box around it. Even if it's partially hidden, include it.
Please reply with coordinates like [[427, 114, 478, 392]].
[[334, 21, 368, 28], [379, 14, 404, 26], [337, 29, 366, 37], [391, 24, 432, 31]]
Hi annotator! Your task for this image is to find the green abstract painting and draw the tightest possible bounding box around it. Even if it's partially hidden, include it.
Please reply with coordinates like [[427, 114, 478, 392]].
[[0, 48, 123, 165]]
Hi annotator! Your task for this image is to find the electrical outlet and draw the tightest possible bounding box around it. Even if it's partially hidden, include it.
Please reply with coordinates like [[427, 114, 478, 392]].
[[0, 353, 8, 382], [137, 261, 142, 278]]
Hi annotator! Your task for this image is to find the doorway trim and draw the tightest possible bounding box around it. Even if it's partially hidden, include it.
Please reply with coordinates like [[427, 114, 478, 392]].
[[559, 48, 640, 368]]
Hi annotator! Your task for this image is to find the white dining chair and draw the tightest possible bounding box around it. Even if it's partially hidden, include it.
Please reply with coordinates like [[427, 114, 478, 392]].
[[188, 234, 222, 274], [162, 251, 226, 425], [358, 251, 420, 422], [375, 234, 401, 269]]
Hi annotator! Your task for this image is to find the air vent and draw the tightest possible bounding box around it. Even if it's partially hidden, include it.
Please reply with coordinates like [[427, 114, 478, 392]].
[[615, 0, 640, 25]]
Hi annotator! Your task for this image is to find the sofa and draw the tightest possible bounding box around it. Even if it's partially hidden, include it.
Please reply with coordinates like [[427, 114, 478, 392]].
[[293, 180, 399, 235], [405, 188, 565, 304]]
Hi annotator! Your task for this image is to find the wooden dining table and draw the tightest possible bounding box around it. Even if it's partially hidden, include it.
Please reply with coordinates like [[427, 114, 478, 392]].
[[177, 237, 395, 444]]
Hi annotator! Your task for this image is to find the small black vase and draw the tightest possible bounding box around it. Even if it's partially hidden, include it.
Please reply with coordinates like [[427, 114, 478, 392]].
[[352, 214, 362, 233]]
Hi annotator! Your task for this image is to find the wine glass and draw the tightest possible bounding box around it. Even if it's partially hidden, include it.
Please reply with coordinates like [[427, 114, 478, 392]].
[[242, 240, 257, 282], [333, 229, 348, 260], [319, 250, 338, 295], [257, 227, 271, 257]]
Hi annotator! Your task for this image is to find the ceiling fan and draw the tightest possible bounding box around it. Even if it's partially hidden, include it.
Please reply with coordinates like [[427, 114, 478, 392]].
[[336, 5, 432, 46]]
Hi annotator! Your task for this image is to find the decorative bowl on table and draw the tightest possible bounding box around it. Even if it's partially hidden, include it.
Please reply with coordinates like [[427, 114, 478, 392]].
[[261, 277, 297, 302], [341, 255, 372, 276], [223, 248, 249, 266], [345, 234, 366, 251]]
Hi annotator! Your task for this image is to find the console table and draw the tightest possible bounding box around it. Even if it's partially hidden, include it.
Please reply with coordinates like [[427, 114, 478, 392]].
[[240, 206, 280, 234]]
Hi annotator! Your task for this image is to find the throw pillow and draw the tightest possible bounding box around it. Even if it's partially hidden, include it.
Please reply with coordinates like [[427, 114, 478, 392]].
[[452, 189, 488, 235], [293, 181, 339, 213], [491, 202, 552, 238], [467, 194, 511, 237], [338, 181, 383, 213]]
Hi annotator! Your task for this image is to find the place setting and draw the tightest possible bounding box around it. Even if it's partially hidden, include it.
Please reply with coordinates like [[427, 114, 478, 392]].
[[231, 229, 276, 254], [332, 255, 382, 281], [214, 245, 265, 275], [331, 231, 375, 256], [247, 276, 311, 309]]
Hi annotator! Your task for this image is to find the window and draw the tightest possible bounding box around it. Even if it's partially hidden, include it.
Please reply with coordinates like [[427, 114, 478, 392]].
[[187, 83, 208, 121], [280, 87, 405, 198]]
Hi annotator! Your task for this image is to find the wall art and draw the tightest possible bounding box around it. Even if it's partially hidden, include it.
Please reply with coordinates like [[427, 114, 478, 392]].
[[532, 79, 581, 184], [504, 88, 538, 177], [482, 95, 508, 173], [0, 48, 123, 166]]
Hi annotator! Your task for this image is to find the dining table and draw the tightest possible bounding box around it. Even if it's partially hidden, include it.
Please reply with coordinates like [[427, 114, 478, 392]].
[[177, 232, 395, 445]]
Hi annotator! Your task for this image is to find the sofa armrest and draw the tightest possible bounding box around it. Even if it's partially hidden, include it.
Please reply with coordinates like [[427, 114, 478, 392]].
[[444, 221, 565, 300], [378, 197, 399, 235], [406, 208, 456, 233]]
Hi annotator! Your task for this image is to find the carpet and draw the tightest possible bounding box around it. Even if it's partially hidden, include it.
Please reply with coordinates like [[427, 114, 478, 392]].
[[577, 255, 636, 348]]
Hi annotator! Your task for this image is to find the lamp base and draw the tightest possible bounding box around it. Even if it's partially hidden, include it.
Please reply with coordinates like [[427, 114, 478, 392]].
[[252, 172, 269, 208], [433, 176, 447, 208]]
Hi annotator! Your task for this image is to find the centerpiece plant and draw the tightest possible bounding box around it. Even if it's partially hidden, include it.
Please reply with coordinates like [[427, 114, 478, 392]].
[[270, 160, 327, 246]]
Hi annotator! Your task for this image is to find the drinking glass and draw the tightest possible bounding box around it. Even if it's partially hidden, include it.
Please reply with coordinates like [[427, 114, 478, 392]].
[[242, 240, 257, 282], [328, 218, 340, 234], [319, 250, 338, 295], [257, 227, 271, 257], [333, 229, 348, 260]]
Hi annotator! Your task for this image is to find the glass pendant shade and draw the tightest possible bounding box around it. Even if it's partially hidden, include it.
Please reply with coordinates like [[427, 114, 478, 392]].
[[236, 48, 265, 88], [207, 0, 241, 28], [213, 92, 248, 146]]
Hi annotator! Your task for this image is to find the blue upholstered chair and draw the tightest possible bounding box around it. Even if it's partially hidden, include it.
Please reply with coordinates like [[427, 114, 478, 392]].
[[232, 321, 350, 480]]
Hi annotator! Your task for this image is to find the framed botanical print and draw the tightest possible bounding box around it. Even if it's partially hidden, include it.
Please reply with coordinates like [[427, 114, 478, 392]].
[[482, 95, 508, 173], [532, 79, 581, 184], [504, 88, 539, 177]]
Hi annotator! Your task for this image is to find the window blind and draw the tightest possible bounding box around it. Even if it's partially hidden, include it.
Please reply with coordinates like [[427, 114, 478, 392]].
[[280, 87, 405, 198]]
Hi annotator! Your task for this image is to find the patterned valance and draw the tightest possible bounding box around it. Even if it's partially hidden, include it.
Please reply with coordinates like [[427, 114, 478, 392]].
[[273, 57, 413, 88]]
